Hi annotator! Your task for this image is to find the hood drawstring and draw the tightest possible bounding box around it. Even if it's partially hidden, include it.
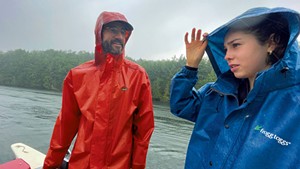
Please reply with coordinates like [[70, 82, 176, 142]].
[[121, 67, 128, 91], [280, 66, 289, 78], [106, 55, 127, 92]]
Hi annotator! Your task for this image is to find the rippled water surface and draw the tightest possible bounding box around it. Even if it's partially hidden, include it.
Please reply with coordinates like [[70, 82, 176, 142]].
[[0, 85, 193, 168]]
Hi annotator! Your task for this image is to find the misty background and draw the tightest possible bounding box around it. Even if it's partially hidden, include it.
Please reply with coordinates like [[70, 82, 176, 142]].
[[1, 0, 300, 60]]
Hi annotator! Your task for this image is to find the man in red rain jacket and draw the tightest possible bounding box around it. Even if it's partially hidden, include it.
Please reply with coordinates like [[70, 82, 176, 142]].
[[43, 11, 155, 169]]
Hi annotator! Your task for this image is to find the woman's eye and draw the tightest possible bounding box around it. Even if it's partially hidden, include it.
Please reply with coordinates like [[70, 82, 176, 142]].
[[232, 43, 240, 48]]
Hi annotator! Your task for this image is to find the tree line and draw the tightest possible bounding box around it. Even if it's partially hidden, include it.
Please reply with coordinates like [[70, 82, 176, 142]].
[[0, 49, 216, 102]]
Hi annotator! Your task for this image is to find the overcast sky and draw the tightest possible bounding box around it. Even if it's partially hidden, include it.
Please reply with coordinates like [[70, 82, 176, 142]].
[[0, 0, 299, 60]]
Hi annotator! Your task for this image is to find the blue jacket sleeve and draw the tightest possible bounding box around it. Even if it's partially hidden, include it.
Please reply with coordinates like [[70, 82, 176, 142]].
[[170, 66, 211, 122]]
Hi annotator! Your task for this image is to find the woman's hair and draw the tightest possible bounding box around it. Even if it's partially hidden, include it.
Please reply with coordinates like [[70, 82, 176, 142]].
[[227, 13, 290, 65]]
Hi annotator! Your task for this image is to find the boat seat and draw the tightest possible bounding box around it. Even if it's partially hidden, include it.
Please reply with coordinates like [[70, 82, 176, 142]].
[[0, 158, 30, 169]]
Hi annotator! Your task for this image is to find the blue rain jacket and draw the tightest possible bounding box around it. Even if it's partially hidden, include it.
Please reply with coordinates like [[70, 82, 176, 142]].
[[170, 7, 300, 169]]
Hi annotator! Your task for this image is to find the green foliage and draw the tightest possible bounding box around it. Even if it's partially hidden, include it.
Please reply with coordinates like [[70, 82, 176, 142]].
[[0, 50, 216, 102], [135, 55, 216, 101], [0, 49, 93, 90]]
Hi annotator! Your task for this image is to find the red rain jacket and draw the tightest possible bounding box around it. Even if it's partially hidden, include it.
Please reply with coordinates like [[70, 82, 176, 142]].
[[43, 11, 154, 169]]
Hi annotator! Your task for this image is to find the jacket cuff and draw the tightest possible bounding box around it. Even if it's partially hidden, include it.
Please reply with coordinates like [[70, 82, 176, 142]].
[[185, 65, 198, 71], [181, 66, 198, 78]]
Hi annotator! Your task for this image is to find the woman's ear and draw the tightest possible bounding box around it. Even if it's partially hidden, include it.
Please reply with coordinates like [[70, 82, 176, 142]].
[[267, 33, 277, 52]]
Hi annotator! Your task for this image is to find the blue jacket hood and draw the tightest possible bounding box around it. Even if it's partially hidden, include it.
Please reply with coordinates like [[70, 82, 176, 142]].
[[206, 7, 300, 90]]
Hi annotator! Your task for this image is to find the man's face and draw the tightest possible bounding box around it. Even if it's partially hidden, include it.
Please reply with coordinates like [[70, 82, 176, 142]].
[[102, 22, 127, 55]]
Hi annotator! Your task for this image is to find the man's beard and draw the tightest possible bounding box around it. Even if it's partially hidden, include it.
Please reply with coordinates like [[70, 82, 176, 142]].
[[102, 39, 124, 55]]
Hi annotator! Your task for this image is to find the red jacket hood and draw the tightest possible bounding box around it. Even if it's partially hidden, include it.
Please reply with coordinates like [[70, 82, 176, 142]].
[[94, 11, 133, 65]]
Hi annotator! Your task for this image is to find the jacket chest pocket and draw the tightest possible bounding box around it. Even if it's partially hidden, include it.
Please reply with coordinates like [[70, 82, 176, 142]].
[[197, 94, 224, 131], [197, 92, 238, 135]]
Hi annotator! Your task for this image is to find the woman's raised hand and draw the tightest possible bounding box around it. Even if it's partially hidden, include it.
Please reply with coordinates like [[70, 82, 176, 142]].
[[185, 28, 208, 68]]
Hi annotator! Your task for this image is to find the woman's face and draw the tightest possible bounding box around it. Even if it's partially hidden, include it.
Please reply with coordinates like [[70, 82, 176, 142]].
[[224, 31, 271, 81]]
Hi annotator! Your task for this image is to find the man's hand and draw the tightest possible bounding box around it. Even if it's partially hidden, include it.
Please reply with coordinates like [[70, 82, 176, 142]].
[[185, 28, 208, 68]]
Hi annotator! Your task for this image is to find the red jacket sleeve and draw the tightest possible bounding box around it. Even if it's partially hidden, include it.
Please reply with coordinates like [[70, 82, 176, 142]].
[[131, 73, 155, 169], [43, 71, 81, 169]]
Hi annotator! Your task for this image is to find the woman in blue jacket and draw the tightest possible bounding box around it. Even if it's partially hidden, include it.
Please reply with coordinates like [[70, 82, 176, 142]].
[[170, 7, 300, 168]]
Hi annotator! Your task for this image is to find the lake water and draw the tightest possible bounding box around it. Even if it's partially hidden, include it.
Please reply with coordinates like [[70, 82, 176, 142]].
[[0, 85, 193, 169]]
